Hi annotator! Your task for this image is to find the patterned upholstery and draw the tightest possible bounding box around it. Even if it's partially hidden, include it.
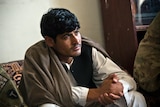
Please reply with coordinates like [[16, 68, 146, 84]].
[[0, 60, 24, 87], [0, 60, 27, 107]]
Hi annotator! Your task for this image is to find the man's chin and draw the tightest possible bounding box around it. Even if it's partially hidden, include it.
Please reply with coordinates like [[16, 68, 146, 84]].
[[72, 51, 81, 57]]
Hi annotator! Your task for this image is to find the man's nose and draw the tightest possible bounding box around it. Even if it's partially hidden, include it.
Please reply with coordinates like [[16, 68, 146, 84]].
[[71, 33, 79, 43]]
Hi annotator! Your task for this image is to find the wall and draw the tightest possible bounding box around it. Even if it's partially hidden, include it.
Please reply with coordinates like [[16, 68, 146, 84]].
[[0, 0, 104, 63], [50, 0, 104, 46]]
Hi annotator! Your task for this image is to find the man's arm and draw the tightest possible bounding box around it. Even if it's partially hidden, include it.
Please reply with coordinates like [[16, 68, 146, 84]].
[[91, 48, 137, 105], [88, 74, 124, 105], [92, 48, 137, 92]]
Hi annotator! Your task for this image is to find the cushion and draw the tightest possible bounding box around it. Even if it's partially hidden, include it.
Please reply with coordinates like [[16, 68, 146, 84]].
[[134, 12, 160, 92], [0, 62, 27, 107], [0, 60, 24, 87]]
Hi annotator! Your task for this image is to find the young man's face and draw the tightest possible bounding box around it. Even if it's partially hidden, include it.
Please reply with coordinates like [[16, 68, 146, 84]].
[[52, 28, 82, 60]]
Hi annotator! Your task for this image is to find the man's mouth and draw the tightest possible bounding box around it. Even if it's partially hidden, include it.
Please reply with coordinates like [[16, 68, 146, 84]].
[[72, 44, 81, 51]]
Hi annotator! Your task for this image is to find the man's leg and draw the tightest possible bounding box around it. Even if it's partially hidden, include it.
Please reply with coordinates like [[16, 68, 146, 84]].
[[106, 96, 127, 107], [106, 91, 147, 107], [124, 90, 147, 107]]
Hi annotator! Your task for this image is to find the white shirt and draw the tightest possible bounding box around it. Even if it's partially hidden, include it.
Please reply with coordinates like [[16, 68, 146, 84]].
[[40, 48, 136, 107]]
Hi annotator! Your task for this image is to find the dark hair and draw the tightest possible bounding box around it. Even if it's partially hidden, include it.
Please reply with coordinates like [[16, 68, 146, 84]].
[[40, 8, 80, 39]]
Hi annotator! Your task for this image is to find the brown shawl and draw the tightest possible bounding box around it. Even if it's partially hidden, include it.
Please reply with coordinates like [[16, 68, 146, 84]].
[[19, 36, 110, 107]]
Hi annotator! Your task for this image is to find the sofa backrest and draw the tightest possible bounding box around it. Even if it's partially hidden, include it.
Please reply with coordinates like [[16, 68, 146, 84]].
[[0, 60, 24, 88], [0, 60, 27, 107]]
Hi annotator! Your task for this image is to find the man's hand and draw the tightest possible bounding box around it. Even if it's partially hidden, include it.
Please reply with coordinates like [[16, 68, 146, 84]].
[[87, 74, 123, 105], [101, 74, 123, 94], [98, 74, 124, 105]]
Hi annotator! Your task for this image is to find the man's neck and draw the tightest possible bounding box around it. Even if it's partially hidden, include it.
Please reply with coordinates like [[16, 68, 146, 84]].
[[59, 56, 73, 64]]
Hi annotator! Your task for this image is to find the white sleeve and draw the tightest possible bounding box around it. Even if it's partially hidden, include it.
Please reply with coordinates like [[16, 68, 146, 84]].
[[92, 48, 137, 92], [71, 86, 89, 106], [39, 85, 129, 107], [39, 87, 89, 107], [39, 104, 60, 107]]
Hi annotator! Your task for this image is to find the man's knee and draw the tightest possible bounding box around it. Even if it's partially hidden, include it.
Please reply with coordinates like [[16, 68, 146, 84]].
[[127, 91, 147, 107]]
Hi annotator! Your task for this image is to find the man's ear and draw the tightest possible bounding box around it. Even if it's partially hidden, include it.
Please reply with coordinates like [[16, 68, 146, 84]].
[[45, 36, 55, 47]]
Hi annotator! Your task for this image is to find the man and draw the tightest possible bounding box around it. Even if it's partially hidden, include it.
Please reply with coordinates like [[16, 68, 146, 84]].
[[19, 8, 146, 107]]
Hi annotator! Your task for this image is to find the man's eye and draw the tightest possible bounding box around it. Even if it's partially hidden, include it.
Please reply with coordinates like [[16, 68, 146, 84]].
[[75, 30, 79, 33], [63, 34, 70, 39], [74, 30, 79, 35]]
